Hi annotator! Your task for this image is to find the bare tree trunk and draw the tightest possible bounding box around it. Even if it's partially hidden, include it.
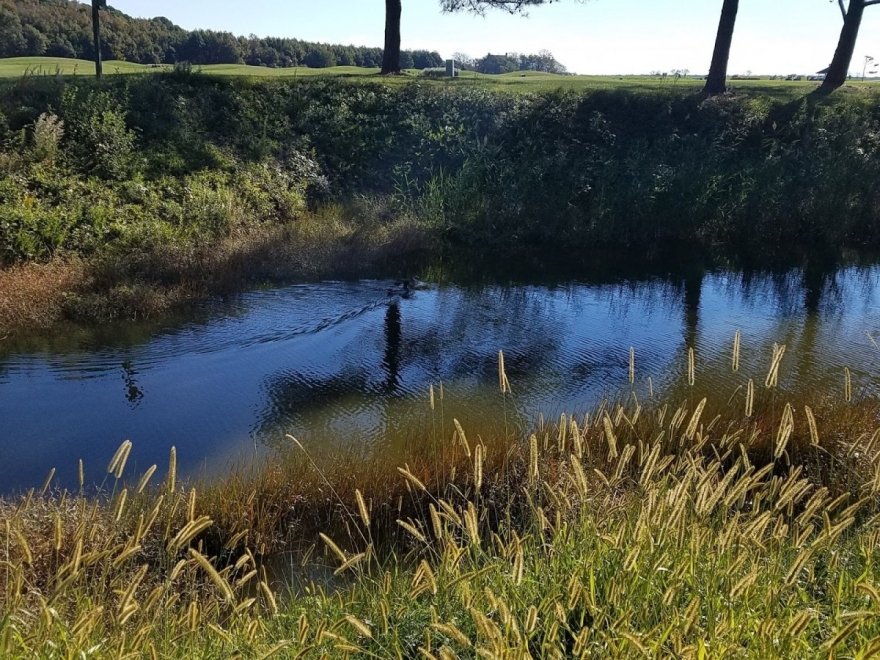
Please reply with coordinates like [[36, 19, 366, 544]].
[[381, 0, 402, 74], [91, 0, 102, 79], [703, 0, 739, 96], [820, 0, 865, 92]]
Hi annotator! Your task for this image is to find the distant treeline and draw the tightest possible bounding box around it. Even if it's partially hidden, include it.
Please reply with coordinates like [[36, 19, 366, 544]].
[[0, 0, 446, 68], [456, 51, 567, 75]]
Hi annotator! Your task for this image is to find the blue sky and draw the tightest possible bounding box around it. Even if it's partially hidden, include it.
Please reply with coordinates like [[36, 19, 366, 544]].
[[110, 0, 880, 75]]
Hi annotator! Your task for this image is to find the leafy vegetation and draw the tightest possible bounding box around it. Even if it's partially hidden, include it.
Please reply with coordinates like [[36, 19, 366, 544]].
[[0, 74, 878, 329], [2, 342, 880, 657]]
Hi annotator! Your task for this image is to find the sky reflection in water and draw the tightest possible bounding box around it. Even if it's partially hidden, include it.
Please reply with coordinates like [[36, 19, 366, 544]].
[[0, 264, 878, 493]]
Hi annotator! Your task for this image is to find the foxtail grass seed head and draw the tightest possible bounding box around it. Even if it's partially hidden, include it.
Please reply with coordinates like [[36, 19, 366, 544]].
[[108, 440, 133, 479], [187, 488, 197, 522], [629, 347, 635, 385], [345, 615, 372, 639], [189, 548, 235, 603], [355, 489, 370, 528], [319, 533, 348, 564], [167, 446, 177, 494], [114, 488, 128, 521], [397, 519, 427, 544], [397, 466, 427, 492], [529, 434, 539, 483], [334, 552, 367, 576], [260, 580, 279, 616], [474, 444, 483, 491], [453, 418, 471, 457], [429, 384, 435, 411], [603, 413, 619, 460], [805, 406, 820, 446], [844, 367, 852, 402], [688, 347, 695, 386], [137, 464, 157, 494], [41, 467, 55, 495], [775, 403, 794, 459], [745, 379, 755, 418], [498, 350, 511, 394], [78, 459, 84, 490], [732, 329, 741, 372], [765, 343, 786, 388], [684, 398, 707, 441]]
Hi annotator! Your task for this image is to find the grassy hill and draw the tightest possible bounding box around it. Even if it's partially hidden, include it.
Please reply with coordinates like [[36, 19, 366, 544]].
[[1, 56, 878, 99]]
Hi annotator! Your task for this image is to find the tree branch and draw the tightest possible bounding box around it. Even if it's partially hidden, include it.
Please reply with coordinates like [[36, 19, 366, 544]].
[[441, 0, 558, 15]]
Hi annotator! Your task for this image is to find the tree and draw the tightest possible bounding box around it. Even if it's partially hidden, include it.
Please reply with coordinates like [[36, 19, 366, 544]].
[[703, 0, 739, 96], [476, 53, 520, 74], [820, 0, 880, 93], [303, 45, 336, 68], [520, 49, 567, 73], [92, 0, 106, 79], [382, 0, 402, 74], [22, 25, 47, 56], [411, 49, 443, 69], [0, 9, 26, 58]]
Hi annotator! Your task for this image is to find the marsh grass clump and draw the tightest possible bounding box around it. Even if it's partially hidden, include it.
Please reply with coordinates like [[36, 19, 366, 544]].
[[2, 341, 880, 657]]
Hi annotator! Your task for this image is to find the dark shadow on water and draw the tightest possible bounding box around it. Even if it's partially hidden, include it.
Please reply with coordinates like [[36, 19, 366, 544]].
[[121, 360, 144, 407], [383, 301, 402, 393]]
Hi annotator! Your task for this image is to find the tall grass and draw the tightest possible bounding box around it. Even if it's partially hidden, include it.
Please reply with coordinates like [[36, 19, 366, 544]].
[[1, 337, 880, 656]]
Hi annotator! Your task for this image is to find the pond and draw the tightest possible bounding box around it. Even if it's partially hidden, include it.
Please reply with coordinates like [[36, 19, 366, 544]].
[[1, 258, 878, 494]]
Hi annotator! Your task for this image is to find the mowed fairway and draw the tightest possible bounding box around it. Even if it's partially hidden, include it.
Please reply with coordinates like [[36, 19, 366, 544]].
[[1, 56, 877, 98]]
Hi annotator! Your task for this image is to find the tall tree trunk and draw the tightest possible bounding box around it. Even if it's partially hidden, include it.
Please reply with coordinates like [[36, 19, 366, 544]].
[[703, 0, 739, 96], [820, 0, 865, 92], [91, 0, 102, 79], [381, 0, 402, 74]]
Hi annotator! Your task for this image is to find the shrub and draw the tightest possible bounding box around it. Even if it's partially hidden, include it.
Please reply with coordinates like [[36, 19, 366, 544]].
[[61, 88, 138, 180], [30, 112, 63, 164]]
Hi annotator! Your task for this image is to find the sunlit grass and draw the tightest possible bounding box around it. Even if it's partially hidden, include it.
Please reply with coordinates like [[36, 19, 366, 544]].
[[2, 56, 879, 99], [2, 337, 880, 656]]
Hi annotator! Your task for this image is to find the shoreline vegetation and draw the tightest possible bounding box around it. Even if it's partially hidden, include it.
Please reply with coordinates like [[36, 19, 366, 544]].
[[1, 74, 880, 334], [2, 345, 880, 656], [2, 61, 880, 657]]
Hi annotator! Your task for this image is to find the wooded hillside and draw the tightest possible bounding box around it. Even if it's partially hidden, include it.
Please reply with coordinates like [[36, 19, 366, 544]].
[[0, 0, 445, 68]]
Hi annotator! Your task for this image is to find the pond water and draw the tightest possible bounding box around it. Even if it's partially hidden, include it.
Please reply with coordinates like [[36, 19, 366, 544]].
[[1, 259, 879, 494]]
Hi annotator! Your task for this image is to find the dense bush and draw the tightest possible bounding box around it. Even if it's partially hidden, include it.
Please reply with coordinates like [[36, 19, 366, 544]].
[[0, 97, 319, 262]]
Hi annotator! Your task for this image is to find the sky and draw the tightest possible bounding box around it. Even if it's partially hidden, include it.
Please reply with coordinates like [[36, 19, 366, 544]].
[[109, 0, 880, 76]]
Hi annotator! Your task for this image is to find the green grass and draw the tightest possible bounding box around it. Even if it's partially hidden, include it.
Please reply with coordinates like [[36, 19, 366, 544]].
[[0, 56, 161, 77], [0, 57, 383, 79], [4, 55, 879, 97], [2, 343, 880, 656]]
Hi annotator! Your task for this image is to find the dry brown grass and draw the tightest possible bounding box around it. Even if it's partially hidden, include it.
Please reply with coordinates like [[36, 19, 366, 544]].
[[0, 259, 87, 333]]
